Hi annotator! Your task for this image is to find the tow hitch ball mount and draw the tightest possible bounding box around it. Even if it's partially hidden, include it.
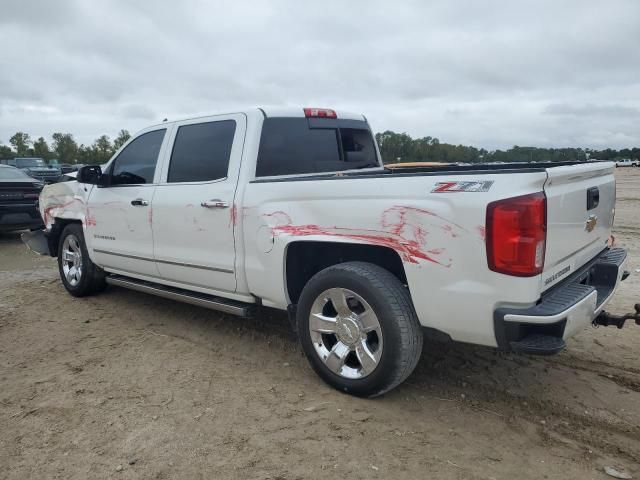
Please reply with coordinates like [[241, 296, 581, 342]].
[[594, 304, 640, 329]]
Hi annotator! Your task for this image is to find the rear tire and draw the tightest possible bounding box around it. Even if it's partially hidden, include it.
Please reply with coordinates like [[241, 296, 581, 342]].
[[57, 223, 106, 297], [297, 261, 423, 397]]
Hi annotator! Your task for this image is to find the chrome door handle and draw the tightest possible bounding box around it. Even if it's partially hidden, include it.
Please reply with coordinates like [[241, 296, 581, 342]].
[[201, 199, 229, 209], [131, 198, 149, 206]]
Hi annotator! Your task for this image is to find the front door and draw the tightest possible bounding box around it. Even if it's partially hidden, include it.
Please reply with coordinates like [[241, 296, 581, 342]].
[[88, 127, 170, 278], [151, 114, 246, 293]]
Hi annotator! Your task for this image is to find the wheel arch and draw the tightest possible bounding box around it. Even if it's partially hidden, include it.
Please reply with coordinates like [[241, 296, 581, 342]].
[[47, 218, 83, 257], [284, 240, 408, 305]]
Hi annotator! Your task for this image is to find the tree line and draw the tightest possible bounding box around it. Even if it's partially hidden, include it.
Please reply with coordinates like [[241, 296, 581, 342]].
[[1, 129, 638, 165], [375, 131, 640, 164], [0, 130, 131, 165]]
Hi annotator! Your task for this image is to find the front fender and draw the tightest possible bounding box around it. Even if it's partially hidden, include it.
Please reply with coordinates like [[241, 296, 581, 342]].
[[39, 181, 90, 230]]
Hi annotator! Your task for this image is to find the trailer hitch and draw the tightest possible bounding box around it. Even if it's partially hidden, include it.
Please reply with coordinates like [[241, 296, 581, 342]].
[[593, 303, 640, 329]]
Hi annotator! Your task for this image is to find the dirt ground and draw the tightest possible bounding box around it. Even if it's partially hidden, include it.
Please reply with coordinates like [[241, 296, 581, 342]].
[[1, 169, 639, 480]]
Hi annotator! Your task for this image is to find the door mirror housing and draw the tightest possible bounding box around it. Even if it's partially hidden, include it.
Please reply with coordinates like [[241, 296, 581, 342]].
[[77, 165, 104, 185]]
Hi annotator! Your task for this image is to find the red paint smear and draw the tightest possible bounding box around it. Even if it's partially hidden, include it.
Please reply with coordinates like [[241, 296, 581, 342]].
[[381, 206, 432, 241], [262, 210, 292, 224], [262, 205, 465, 266], [272, 223, 449, 266], [229, 204, 238, 228], [148, 207, 153, 226], [383, 205, 467, 233], [85, 207, 97, 227], [42, 196, 102, 228], [43, 198, 80, 226], [476, 226, 486, 241]]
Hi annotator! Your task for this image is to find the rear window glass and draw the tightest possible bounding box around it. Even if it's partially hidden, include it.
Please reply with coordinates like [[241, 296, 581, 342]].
[[168, 120, 236, 183], [256, 118, 378, 177]]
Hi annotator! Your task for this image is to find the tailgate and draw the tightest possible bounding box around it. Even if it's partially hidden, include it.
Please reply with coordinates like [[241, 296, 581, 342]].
[[542, 162, 616, 290]]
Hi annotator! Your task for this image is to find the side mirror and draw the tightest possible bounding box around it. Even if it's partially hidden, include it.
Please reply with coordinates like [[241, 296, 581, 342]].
[[77, 165, 104, 185]]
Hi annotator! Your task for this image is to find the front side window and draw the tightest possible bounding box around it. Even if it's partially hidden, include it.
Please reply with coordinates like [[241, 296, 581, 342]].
[[110, 129, 165, 185], [167, 120, 236, 183]]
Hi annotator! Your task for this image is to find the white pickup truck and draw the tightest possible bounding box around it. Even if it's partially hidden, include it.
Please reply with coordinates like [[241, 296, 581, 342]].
[[24, 107, 637, 397], [615, 158, 639, 167]]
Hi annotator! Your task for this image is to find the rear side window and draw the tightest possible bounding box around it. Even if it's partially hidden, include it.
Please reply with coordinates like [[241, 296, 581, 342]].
[[168, 120, 236, 183], [340, 128, 377, 165], [111, 129, 165, 185], [256, 118, 378, 177]]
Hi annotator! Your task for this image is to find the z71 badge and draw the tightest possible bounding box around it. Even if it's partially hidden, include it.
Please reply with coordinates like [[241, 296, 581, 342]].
[[431, 180, 494, 193]]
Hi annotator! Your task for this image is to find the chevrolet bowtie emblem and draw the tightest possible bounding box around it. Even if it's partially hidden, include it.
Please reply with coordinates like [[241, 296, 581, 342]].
[[585, 214, 598, 232]]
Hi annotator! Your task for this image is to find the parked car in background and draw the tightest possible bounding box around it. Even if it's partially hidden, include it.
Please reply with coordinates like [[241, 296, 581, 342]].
[[615, 158, 639, 167], [0, 157, 62, 183], [0, 165, 44, 231], [49, 159, 78, 175]]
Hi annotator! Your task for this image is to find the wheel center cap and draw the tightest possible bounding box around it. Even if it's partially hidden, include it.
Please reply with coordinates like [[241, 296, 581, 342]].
[[336, 316, 360, 345]]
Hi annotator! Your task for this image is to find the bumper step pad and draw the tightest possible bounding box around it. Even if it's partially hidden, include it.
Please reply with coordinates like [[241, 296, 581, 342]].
[[510, 334, 566, 355]]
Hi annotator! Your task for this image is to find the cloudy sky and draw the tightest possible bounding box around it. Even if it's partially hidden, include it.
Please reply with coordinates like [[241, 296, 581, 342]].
[[1, 0, 639, 150]]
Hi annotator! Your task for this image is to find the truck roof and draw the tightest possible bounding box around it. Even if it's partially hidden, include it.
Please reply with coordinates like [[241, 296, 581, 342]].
[[151, 107, 366, 128]]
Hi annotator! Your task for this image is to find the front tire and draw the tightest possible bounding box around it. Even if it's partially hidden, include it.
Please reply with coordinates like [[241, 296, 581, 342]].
[[58, 223, 106, 297], [297, 262, 423, 397]]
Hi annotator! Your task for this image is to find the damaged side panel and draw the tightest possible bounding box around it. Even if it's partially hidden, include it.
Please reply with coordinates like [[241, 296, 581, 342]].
[[242, 171, 548, 347], [39, 181, 91, 230]]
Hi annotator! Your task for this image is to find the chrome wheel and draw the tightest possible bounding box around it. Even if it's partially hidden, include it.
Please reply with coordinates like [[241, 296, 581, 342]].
[[309, 288, 383, 379], [61, 234, 83, 287]]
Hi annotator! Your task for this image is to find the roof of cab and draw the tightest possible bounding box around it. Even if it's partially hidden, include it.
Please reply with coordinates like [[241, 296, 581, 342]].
[[144, 107, 366, 131]]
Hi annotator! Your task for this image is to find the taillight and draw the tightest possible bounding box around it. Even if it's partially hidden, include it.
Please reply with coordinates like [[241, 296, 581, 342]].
[[303, 107, 337, 118], [486, 192, 547, 277]]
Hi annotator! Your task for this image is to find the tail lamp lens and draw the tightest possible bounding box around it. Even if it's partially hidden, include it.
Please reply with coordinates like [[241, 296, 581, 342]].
[[486, 192, 547, 277]]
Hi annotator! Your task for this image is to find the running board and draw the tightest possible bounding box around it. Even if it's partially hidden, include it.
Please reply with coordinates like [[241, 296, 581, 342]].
[[105, 275, 255, 317]]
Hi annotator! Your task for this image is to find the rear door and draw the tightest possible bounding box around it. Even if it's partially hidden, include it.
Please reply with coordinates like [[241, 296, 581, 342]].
[[151, 114, 246, 293], [542, 162, 616, 290], [88, 127, 170, 277]]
